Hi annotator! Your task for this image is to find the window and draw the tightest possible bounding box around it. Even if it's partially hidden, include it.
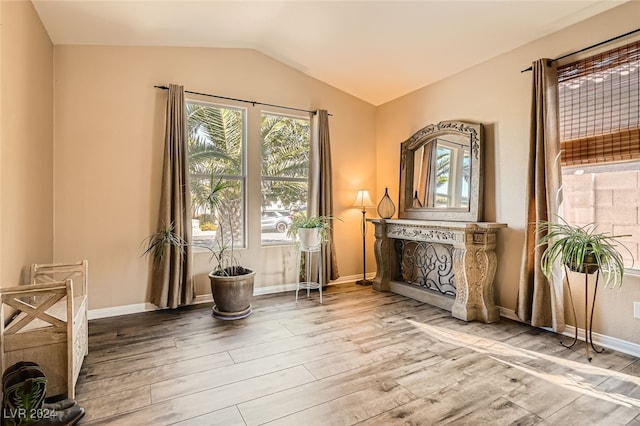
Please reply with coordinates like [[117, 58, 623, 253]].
[[433, 141, 471, 208], [187, 101, 247, 248], [260, 112, 310, 244], [558, 40, 640, 269]]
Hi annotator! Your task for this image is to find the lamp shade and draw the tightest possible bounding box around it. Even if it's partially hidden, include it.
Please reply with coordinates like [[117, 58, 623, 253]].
[[353, 189, 374, 209]]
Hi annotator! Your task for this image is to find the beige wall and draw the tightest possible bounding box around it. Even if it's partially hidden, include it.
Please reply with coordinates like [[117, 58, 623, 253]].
[[0, 0, 54, 285], [376, 1, 640, 344], [53, 46, 377, 310]]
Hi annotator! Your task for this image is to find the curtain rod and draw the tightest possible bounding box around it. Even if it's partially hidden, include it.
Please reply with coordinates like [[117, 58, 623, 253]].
[[154, 85, 327, 115], [521, 27, 640, 73]]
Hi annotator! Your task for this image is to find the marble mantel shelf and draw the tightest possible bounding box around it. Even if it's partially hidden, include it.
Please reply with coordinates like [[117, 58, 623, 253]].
[[368, 218, 507, 323]]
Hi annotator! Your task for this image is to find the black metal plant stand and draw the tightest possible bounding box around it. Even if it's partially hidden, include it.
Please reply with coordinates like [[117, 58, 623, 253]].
[[560, 265, 604, 362]]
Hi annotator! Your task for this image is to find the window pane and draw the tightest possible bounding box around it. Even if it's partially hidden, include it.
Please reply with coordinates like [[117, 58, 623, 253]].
[[211, 178, 245, 249], [187, 101, 246, 248], [261, 114, 310, 178], [191, 177, 245, 249], [562, 162, 638, 270], [261, 113, 310, 245], [191, 176, 218, 247], [187, 103, 244, 176]]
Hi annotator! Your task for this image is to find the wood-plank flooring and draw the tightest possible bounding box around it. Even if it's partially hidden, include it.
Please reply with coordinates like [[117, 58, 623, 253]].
[[76, 283, 640, 425]]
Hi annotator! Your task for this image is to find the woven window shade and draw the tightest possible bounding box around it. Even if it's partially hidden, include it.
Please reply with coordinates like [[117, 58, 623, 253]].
[[558, 40, 640, 166]]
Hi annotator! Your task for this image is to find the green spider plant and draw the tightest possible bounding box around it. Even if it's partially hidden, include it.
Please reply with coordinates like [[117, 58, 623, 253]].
[[537, 217, 633, 287]]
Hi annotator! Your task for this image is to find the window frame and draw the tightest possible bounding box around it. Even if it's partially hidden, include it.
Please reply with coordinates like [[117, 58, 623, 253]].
[[186, 99, 249, 249], [259, 110, 311, 246]]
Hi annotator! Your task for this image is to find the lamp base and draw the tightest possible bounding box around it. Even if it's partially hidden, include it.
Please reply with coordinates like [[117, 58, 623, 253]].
[[356, 279, 373, 286]]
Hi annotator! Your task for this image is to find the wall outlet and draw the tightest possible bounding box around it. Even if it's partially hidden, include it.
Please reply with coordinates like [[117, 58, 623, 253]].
[[634, 302, 640, 319]]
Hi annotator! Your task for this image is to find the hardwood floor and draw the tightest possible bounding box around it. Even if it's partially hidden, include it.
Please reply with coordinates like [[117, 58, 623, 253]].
[[76, 283, 640, 425]]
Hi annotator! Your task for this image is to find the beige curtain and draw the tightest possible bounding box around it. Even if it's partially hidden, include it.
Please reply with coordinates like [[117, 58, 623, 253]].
[[151, 84, 194, 309], [418, 142, 435, 207], [310, 110, 339, 282], [516, 59, 564, 332]]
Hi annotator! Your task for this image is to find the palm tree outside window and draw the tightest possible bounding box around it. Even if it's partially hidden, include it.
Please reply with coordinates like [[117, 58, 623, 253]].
[[260, 112, 310, 245], [186, 101, 247, 248]]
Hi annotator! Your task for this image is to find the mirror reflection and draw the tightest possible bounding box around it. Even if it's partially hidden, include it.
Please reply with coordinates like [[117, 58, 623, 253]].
[[412, 138, 471, 209]]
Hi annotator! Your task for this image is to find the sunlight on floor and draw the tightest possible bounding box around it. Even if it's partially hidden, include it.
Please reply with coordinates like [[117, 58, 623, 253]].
[[408, 320, 640, 409]]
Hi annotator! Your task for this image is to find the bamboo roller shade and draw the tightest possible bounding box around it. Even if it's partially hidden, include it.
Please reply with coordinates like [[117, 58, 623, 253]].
[[558, 40, 640, 166]]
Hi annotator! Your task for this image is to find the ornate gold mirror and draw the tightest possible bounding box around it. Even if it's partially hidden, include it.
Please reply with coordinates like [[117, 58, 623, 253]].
[[399, 120, 483, 221]]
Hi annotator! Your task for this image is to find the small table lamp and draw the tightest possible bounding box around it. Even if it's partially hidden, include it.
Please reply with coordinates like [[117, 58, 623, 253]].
[[353, 189, 375, 285]]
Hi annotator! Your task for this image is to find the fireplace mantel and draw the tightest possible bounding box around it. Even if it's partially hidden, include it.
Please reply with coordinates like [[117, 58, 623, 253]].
[[369, 219, 507, 323]]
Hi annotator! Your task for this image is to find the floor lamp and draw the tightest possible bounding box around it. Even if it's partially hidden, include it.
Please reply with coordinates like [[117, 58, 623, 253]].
[[353, 189, 374, 286]]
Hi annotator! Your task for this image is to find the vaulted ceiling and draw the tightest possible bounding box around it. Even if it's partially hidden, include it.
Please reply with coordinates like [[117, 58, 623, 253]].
[[31, 0, 626, 105]]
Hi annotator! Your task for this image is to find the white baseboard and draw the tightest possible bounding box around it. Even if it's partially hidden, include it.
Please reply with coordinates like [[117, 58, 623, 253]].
[[330, 272, 375, 285], [254, 283, 297, 296], [88, 302, 157, 320], [557, 325, 640, 358], [192, 272, 372, 303], [498, 307, 640, 358], [192, 294, 214, 304], [96, 273, 374, 317]]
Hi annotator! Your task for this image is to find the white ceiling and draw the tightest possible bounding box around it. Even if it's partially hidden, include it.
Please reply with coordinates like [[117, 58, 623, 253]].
[[31, 0, 626, 106]]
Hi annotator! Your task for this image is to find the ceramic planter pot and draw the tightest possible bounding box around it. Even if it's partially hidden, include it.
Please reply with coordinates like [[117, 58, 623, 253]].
[[208, 268, 255, 320], [297, 227, 322, 249]]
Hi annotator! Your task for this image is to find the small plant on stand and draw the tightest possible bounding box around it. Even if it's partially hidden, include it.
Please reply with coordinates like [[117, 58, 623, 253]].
[[537, 217, 632, 287], [536, 216, 633, 361], [287, 213, 336, 249]]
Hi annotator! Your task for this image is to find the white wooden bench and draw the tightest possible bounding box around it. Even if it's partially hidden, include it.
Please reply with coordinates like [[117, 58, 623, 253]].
[[0, 260, 88, 399]]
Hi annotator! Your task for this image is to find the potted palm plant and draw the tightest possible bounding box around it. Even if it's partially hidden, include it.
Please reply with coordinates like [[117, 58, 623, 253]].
[[537, 217, 633, 287], [206, 235, 255, 320], [203, 178, 255, 320], [143, 178, 255, 320]]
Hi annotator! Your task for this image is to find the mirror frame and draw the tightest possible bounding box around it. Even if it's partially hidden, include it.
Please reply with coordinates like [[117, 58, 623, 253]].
[[399, 120, 483, 222]]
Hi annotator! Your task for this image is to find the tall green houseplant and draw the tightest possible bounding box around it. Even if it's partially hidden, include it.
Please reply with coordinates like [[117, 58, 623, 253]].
[[142, 177, 255, 320]]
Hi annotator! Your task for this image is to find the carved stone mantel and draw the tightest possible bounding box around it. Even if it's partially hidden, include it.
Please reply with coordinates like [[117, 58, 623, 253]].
[[369, 218, 507, 323]]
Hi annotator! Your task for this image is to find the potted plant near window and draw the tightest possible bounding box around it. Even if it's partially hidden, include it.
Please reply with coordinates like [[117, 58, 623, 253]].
[[286, 213, 335, 249], [537, 217, 633, 360], [143, 178, 255, 320], [206, 212, 255, 321], [537, 217, 633, 287]]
